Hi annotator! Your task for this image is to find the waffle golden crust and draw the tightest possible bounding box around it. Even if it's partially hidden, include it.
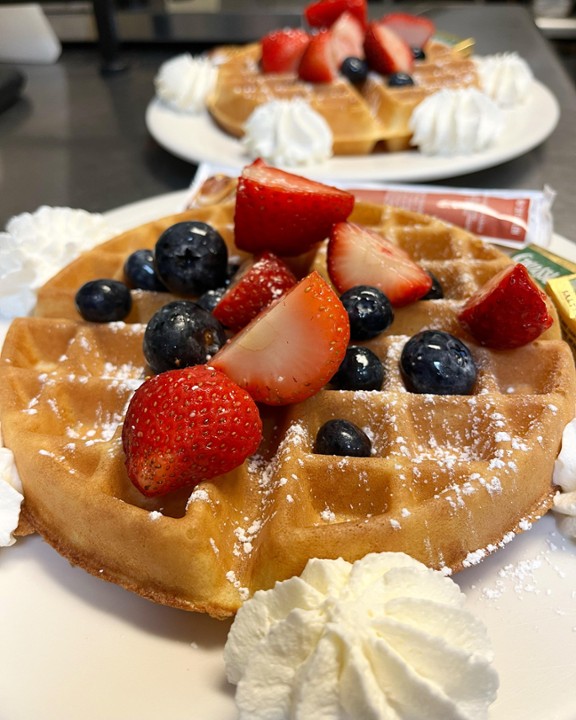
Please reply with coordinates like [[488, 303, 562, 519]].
[[1, 195, 575, 619], [205, 41, 477, 155]]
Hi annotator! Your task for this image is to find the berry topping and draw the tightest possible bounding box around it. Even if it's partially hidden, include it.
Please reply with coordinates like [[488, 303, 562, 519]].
[[211, 271, 350, 405], [304, 0, 368, 30], [213, 252, 297, 332], [195, 286, 228, 313], [234, 159, 354, 257], [122, 365, 262, 497], [261, 28, 310, 74], [379, 12, 435, 50], [363, 21, 414, 76], [123, 249, 167, 292], [412, 46, 426, 61], [314, 419, 372, 457], [387, 72, 415, 87], [154, 221, 228, 295], [340, 284, 395, 340], [340, 56, 369, 83], [143, 300, 227, 375], [330, 11, 365, 66], [297, 30, 339, 83], [457, 263, 554, 349], [75, 279, 132, 323], [400, 330, 477, 395], [327, 222, 432, 307], [331, 346, 384, 391], [422, 271, 444, 300]]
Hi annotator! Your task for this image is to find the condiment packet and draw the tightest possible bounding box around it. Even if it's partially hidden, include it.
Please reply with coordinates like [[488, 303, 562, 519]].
[[185, 162, 555, 250], [348, 184, 555, 250], [510, 245, 576, 289], [546, 274, 576, 358]]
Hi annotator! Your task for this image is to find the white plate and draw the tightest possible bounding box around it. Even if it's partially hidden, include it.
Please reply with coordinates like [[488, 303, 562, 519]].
[[145, 81, 559, 183], [1, 191, 576, 720]]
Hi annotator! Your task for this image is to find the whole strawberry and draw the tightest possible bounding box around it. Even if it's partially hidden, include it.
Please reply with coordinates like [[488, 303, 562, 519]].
[[122, 365, 262, 496]]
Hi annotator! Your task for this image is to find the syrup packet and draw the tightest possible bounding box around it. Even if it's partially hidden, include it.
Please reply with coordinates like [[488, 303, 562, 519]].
[[510, 245, 576, 289], [349, 184, 555, 250], [546, 274, 576, 357]]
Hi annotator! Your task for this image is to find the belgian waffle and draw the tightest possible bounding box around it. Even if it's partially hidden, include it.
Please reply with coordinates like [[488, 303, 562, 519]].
[[206, 43, 383, 156], [1, 188, 574, 618], [205, 41, 478, 155]]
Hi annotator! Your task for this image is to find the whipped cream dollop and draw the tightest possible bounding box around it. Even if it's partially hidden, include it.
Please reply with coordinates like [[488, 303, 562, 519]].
[[410, 88, 503, 156], [224, 552, 499, 720], [0, 445, 24, 547], [552, 418, 576, 538], [475, 52, 534, 107], [0, 206, 115, 319], [154, 54, 217, 113], [242, 99, 333, 167]]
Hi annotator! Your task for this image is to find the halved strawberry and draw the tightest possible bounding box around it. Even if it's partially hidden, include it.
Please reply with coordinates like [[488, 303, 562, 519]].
[[304, 0, 368, 30], [330, 11, 365, 66], [363, 21, 414, 75], [380, 13, 435, 49], [210, 271, 350, 405], [261, 28, 310, 74], [213, 252, 297, 332], [234, 159, 355, 257], [122, 365, 262, 496], [297, 30, 338, 83], [327, 222, 432, 306], [457, 263, 554, 349]]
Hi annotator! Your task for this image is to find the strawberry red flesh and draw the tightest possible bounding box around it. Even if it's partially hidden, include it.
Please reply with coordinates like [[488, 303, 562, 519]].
[[297, 30, 339, 83], [234, 159, 355, 257], [261, 28, 310, 74], [304, 0, 367, 29], [122, 365, 262, 496], [380, 12, 436, 49], [213, 252, 297, 332], [363, 21, 414, 75], [457, 263, 554, 349], [327, 222, 432, 307], [330, 11, 365, 66], [211, 271, 350, 405]]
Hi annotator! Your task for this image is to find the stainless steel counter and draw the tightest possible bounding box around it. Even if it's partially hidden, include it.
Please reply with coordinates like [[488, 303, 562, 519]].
[[1, 4, 575, 240]]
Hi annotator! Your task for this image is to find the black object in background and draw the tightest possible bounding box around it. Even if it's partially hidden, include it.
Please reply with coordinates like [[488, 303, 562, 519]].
[[0, 67, 25, 113]]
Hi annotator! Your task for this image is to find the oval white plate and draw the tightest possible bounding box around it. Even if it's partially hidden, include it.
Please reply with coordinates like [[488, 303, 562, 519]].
[[1, 190, 576, 720], [146, 81, 559, 183]]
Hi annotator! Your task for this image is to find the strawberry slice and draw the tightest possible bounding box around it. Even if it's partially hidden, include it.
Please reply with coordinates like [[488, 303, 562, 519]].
[[261, 28, 310, 74], [457, 263, 554, 349], [297, 30, 339, 83], [330, 11, 365, 66], [304, 0, 368, 30], [327, 222, 432, 307], [234, 159, 355, 257], [210, 271, 350, 405], [213, 252, 297, 332], [122, 365, 262, 496], [380, 12, 436, 49], [363, 21, 414, 75]]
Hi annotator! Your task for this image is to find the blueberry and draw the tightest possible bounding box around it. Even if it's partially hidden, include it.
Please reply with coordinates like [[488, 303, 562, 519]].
[[75, 279, 132, 323], [340, 285, 394, 340], [154, 221, 228, 296], [400, 330, 477, 395], [195, 286, 228, 313], [421, 271, 444, 300], [340, 56, 369, 84], [124, 249, 167, 292], [143, 300, 227, 374], [314, 419, 372, 457], [388, 72, 415, 88], [412, 47, 426, 61], [331, 346, 384, 391]]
